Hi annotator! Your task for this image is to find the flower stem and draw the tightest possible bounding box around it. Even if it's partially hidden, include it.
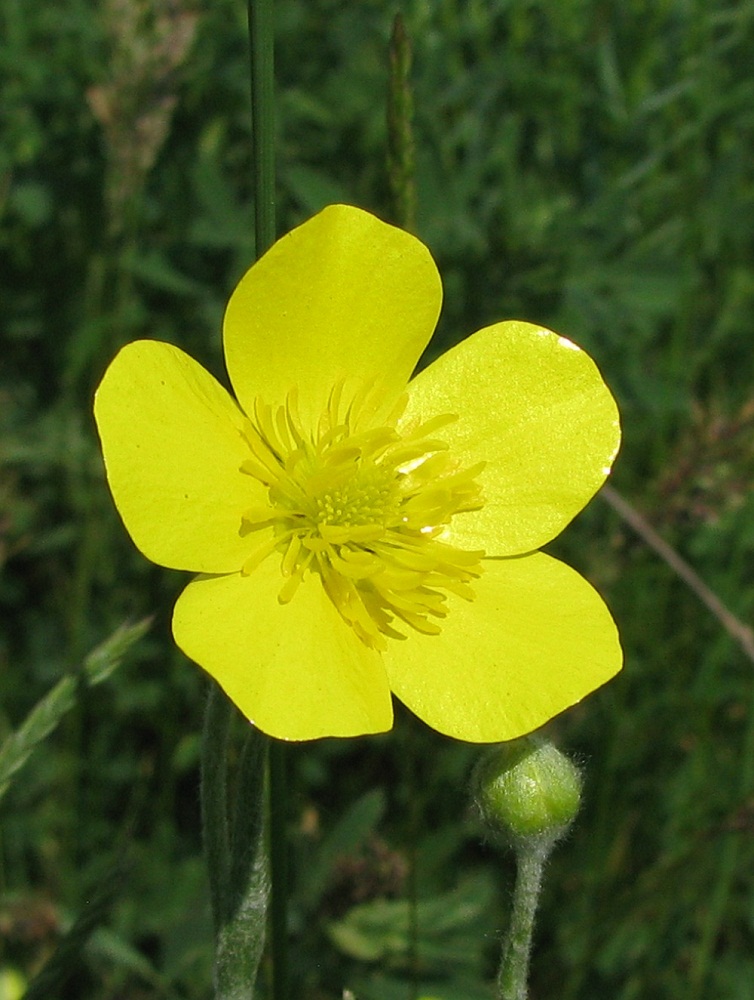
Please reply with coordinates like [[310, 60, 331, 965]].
[[248, 0, 276, 256], [496, 842, 549, 1000], [201, 684, 233, 927], [247, 2, 288, 998], [201, 684, 270, 999], [268, 741, 289, 1000], [386, 12, 417, 233]]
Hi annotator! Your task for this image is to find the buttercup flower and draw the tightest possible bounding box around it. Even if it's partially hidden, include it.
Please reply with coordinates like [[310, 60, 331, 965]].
[[94, 205, 621, 742]]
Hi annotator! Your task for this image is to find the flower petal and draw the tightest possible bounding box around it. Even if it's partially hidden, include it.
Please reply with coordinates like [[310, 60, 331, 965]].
[[382, 552, 621, 742], [223, 204, 442, 425], [94, 340, 265, 573], [403, 322, 620, 555], [172, 559, 393, 740]]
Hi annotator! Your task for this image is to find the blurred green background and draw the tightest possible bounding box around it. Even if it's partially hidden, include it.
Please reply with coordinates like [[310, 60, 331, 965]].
[[2, 0, 754, 997]]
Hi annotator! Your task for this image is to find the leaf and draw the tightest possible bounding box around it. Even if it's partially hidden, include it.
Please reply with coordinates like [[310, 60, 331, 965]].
[[21, 865, 126, 1000], [328, 874, 495, 972], [0, 619, 150, 803], [301, 788, 386, 907], [126, 250, 206, 297], [83, 617, 152, 686], [284, 164, 350, 215]]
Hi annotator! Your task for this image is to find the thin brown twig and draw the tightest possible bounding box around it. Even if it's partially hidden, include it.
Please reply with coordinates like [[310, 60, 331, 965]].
[[601, 483, 754, 664]]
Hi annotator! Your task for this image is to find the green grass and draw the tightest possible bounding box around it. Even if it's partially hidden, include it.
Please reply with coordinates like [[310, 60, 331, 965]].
[[2, 0, 754, 997]]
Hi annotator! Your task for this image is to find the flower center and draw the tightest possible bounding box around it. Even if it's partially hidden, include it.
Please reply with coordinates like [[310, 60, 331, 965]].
[[238, 380, 485, 650]]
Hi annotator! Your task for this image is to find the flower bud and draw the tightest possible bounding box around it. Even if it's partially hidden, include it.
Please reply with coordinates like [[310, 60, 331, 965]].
[[0, 968, 26, 1000], [473, 736, 582, 846]]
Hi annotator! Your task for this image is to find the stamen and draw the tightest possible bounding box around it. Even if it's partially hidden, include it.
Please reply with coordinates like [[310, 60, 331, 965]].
[[284, 387, 306, 446], [242, 533, 285, 576], [236, 380, 486, 647], [281, 534, 302, 577], [241, 505, 277, 527]]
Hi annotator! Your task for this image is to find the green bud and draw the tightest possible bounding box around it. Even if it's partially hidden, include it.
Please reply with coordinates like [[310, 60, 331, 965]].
[[473, 736, 582, 846], [0, 967, 26, 1000]]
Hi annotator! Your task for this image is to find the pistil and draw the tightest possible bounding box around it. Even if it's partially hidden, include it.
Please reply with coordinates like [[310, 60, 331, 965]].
[[238, 380, 485, 648]]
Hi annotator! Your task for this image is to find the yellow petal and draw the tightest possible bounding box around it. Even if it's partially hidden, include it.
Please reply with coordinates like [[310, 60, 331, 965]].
[[172, 559, 393, 740], [94, 340, 265, 572], [382, 552, 621, 742], [403, 322, 620, 555], [223, 204, 442, 426]]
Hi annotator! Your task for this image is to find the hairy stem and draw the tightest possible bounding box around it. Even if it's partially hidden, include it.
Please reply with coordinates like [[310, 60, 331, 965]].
[[497, 842, 549, 1000]]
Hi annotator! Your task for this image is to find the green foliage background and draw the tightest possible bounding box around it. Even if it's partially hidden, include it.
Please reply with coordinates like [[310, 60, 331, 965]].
[[2, 0, 754, 997]]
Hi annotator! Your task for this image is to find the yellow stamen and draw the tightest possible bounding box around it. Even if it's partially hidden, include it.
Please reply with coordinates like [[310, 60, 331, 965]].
[[237, 379, 486, 648]]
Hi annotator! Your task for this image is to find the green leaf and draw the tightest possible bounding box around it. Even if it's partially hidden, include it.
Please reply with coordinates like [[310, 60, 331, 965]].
[[0, 619, 150, 804], [301, 788, 386, 907], [21, 866, 126, 1000], [83, 617, 152, 686], [284, 164, 350, 215], [328, 874, 494, 971], [126, 251, 206, 297]]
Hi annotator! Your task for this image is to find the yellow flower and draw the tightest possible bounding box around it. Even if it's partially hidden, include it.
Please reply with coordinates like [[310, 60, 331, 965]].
[[94, 205, 621, 742]]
